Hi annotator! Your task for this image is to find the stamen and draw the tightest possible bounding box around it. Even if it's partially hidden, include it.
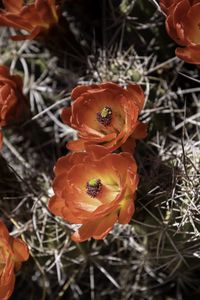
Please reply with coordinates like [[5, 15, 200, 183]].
[[97, 106, 112, 126], [86, 178, 102, 198]]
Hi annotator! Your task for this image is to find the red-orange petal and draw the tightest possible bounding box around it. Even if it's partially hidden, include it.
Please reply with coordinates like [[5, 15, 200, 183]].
[[71, 220, 98, 242], [176, 45, 200, 64], [11, 237, 29, 263], [71, 213, 118, 242], [93, 213, 118, 239], [0, 220, 9, 241], [2, 0, 23, 13], [132, 121, 148, 139], [36, 0, 58, 24], [71, 85, 97, 100], [85, 145, 110, 160], [127, 84, 145, 111], [121, 136, 136, 153], [67, 139, 86, 151], [0, 271, 15, 300], [53, 173, 68, 195], [160, 0, 182, 14], [0, 14, 33, 31], [49, 195, 65, 216], [118, 197, 135, 224], [61, 107, 72, 126], [54, 152, 87, 176]]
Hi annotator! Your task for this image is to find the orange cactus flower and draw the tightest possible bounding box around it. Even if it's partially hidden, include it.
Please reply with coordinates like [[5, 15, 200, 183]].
[[0, 65, 29, 127], [61, 82, 147, 153], [0, 0, 59, 41], [160, 0, 200, 64], [0, 220, 29, 300], [49, 145, 139, 242], [0, 65, 29, 148]]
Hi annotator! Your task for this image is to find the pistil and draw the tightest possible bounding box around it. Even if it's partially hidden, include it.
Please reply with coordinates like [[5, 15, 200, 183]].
[[96, 106, 112, 126], [86, 178, 102, 198]]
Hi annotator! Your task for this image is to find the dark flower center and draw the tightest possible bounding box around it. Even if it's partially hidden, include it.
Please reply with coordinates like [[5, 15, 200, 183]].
[[96, 106, 112, 126], [86, 178, 102, 198]]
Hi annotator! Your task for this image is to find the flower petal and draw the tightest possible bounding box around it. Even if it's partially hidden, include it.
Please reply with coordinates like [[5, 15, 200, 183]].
[[118, 197, 135, 224], [0, 270, 15, 300], [2, 0, 23, 13], [61, 107, 72, 126], [11, 237, 29, 263], [93, 213, 118, 239], [71, 213, 118, 242], [132, 121, 148, 139], [67, 139, 86, 151], [71, 84, 97, 100], [0, 220, 9, 241], [127, 84, 145, 111], [54, 152, 87, 176], [176, 45, 200, 64], [49, 195, 65, 216]]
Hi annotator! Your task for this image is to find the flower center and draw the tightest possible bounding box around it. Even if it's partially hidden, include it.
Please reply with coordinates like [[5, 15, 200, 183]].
[[96, 106, 112, 126], [86, 178, 102, 198]]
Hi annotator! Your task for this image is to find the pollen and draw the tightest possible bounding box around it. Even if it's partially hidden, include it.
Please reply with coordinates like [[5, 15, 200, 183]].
[[96, 106, 112, 126], [86, 178, 102, 198]]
